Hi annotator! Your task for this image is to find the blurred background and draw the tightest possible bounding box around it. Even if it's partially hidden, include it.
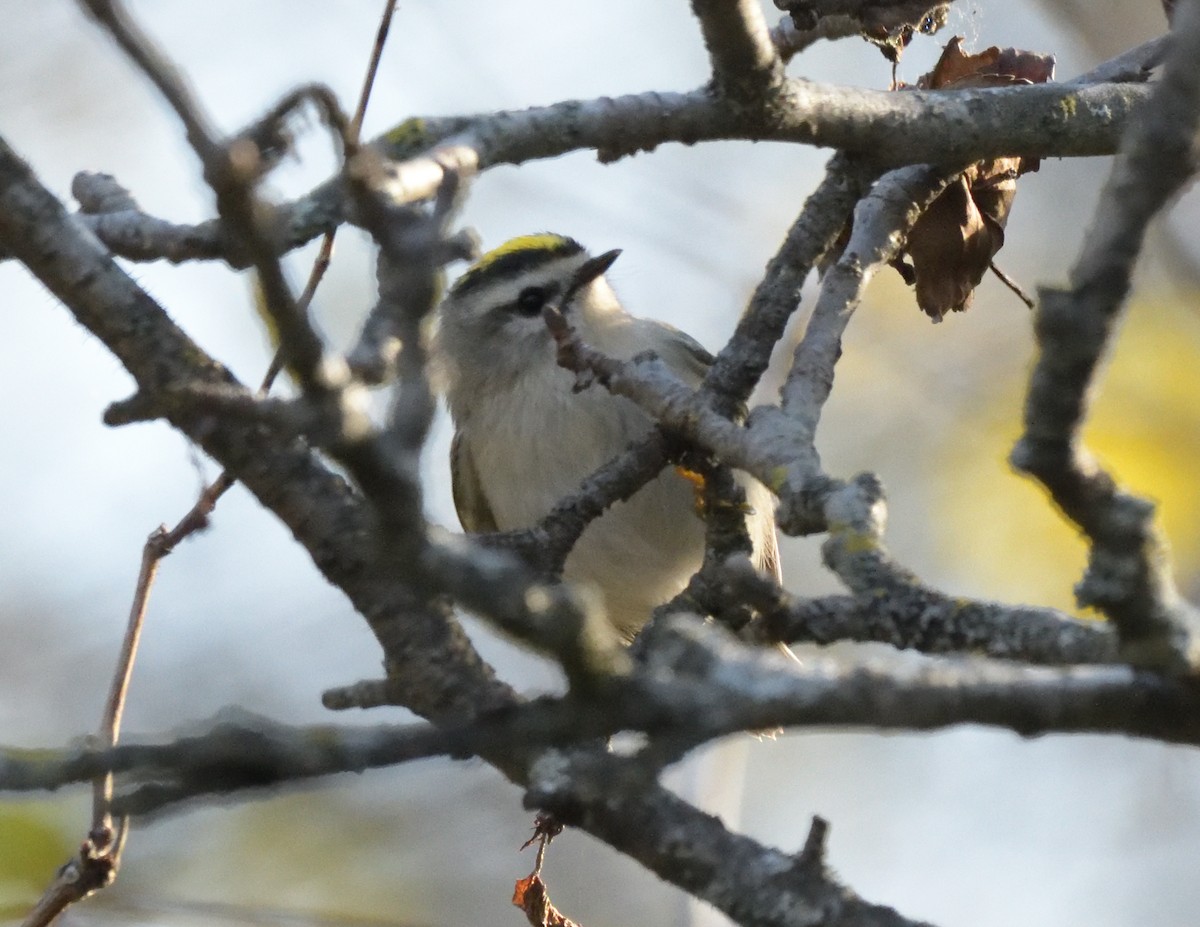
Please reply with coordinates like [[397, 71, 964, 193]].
[[1, 2, 1198, 925]]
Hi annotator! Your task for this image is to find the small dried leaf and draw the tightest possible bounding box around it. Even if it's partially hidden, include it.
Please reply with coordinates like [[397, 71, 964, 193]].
[[512, 874, 537, 907], [904, 175, 995, 318], [513, 874, 583, 927], [899, 37, 1053, 319], [918, 36, 1054, 90]]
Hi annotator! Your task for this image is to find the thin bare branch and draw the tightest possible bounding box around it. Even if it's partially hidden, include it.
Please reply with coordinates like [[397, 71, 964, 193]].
[[1012, 0, 1200, 672], [81, 0, 349, 394], [770, 12, 866, 60], [690, 0, 783, 102], [1068, 34, 1171, 85], [704, 154, 879, 414], [349, 1, 397, 143], [76, 0, 222, 162], [779, 165, 954, 440], [7, 76, 1152, 271], [479, 432, 672, 576]]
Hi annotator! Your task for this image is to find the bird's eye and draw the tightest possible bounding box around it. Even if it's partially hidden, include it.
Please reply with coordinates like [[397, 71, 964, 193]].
[[514, 286, 547, 316]]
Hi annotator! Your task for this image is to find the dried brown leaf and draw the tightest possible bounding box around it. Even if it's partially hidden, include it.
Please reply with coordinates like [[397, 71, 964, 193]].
[[513, 874, 583, 927], [898, 37, 1053, 319], [918, 36, 1054, 89]]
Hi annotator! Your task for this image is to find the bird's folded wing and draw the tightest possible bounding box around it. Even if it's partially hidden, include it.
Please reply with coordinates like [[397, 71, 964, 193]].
[[450, 430, 500, 533], [656, 323, 783, 584]]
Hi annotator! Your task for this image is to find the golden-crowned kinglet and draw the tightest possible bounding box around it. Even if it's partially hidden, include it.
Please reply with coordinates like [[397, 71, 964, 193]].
[[435, 234, 779, 637]]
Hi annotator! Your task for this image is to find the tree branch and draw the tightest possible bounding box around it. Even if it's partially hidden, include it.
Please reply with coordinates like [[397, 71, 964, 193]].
[[0, 76, 1151, 271], [703, 154, 879, 414], [0, 134, 512, 725], [779, 165, 953, 443], [690, 0, 784, 102], [1012, 0, 1200, 672], [723, 557, 1116, 665], [7, 621, 1196, 815]]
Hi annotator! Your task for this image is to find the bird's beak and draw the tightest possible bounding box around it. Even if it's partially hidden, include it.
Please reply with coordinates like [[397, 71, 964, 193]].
[[572, 248, 622, 289]]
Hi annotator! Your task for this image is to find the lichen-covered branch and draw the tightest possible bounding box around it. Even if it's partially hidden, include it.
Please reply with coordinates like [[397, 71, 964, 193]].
[[0, 76, 1150, 272], [723, 558, 1116, 665]]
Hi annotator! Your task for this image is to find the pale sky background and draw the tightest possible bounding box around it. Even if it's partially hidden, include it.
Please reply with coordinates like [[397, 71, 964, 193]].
[[1, 3, 1198, 927]]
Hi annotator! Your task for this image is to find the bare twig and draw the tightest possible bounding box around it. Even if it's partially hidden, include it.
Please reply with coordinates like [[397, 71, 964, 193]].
[[703, 154, 878, 414], [19, 528, 165, 927], [779, 165, 954, 440], [76, 0, 222, 161], [1068, 34, 1171, 85], [988, 261, 1036, 308], [82, 0, 350, 394], [350, 1, 396, 143], [7, 76, 1154, 272], [690, 0, 783, 102], [1012, 0, 1200, 672], [770, 12, 867, 60], [514, 815, 579, 927]]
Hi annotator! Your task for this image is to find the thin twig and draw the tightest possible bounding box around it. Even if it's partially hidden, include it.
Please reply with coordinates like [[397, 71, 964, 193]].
[[90, 532, 163, 837], [779, 165, 955, 441], [350, 1, 396, 143], [1012, 0, 1200, 672], [689, 0, 783, 102], [988, 261, 1035, 308], [130, 0, 399, 510], [21, 6, 402, 926], [1069, 34, 1171, 85], [702, 154, 878, 414], [76, 0, 221, 161]]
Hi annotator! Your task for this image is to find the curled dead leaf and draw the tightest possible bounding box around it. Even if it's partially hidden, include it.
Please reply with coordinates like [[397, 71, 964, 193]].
[[916, 36, 1054, 90], [513, 874, 582, 927], [898, 37, 1054, 319]]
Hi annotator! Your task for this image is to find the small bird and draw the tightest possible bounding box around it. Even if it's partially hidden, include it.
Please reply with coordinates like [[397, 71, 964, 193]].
[[434, 233, 779, 638]]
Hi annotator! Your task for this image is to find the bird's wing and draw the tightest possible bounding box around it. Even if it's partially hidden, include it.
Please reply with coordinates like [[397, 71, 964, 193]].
[[654, 322, 716, 387], [450, 430, 500, 533], [754, 508, 783, 584], [656, 321, 794, 660], [651, 320, 784, 583]]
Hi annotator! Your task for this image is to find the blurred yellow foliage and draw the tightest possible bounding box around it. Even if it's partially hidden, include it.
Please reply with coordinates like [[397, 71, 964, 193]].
[[0, 803, 72, 918], [936, 294, 1200, 614]]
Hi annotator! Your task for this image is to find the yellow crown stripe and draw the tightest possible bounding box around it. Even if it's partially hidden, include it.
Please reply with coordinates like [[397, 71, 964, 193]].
[[451, 233, 583, 296], [471, 234, 576, 273]]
